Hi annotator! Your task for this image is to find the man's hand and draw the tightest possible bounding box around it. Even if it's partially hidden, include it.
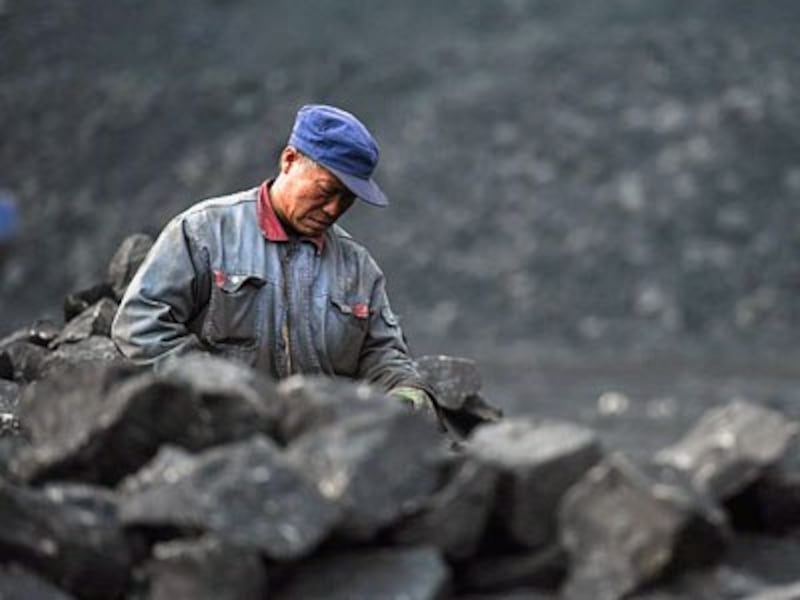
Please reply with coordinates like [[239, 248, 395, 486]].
[[389, 386, 436, 417]]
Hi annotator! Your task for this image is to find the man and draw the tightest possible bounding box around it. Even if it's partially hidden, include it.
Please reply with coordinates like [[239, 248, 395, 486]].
[[111, 104, 434, 411]]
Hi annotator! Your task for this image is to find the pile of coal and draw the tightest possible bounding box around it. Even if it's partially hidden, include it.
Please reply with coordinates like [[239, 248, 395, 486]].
[[0, 235, 799, 599]]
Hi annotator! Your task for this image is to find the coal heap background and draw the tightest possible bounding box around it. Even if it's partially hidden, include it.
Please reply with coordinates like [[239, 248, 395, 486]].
[[2, 0, 800, 361]]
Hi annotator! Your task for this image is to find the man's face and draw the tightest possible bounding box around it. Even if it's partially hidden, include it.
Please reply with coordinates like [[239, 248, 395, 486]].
[[273, 147, 356, 237]]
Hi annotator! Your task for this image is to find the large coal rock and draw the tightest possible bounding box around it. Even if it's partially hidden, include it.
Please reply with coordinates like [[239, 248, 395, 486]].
[[0, 564, 76, 600], [12, 355, 280, 485], [11, 365, 194, 485], [275, 546, 450, 600], [107, 233, 154, 300], [288, 408, 443, 539], [274, 374, 396, 443], [559, 453, 729, 600], [415, 354, 502, 438], [63, 282, 116, 323], [655, 400, 799, 501], [155, 354, 281, 450], [37, 336, 127, 380], [142, 535, 269, 600], [467, 416, 603, 549], [120, 435, 340, 561], [49, 298, 118, 349], [0, 341, 51, 383], [392, 457, 498, 561], [0, 478, 131, 599]]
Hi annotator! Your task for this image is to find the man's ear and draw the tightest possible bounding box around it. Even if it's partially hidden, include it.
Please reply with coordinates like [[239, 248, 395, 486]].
[[280, 146, 301, 174]]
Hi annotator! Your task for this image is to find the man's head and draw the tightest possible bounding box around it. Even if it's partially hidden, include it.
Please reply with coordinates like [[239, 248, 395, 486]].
[[271, 147, 356, 237], [270, 104, 389, 237]]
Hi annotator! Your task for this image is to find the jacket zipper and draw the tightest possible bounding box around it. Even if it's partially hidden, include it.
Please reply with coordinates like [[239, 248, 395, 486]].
[[280, 242, 297, 375]]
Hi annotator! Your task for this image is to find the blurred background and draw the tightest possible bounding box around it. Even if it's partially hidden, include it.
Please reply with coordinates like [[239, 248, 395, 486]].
[[2, 0, 799, 457]]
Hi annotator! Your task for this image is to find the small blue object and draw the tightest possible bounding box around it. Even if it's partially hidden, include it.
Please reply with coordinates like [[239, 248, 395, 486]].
[[288, 104, 389, 207], [0, 192, 18, 241]]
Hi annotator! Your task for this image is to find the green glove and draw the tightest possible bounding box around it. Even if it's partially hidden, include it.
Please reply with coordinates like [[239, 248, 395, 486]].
[[389, 386, 435, 416]]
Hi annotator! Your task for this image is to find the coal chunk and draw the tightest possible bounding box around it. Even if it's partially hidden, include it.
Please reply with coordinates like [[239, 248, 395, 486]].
[[275, 546, 450, 600], [0, 564, 76, 600], [655, 400, 799, 501], [0, 378, 20, 409], [0, 478, 131, 599], [288, 409, 443, 538], [456, 545, 567, 594], [11, 365, 193, 485], [559, 453, 728, 600], [467, 416, 602, 549], [37, 336, 126, 380], [49, 298, 118, 349], [107, 233, 154, 300], [118, 445, 195, 494], [275, 374, 396, 443], [416, 354, 503, 438], [0, 341, 50, 382], [156, 354, 280, 449], [120, 435, 340, 561], [143, 535, 269, 600], [392, 458, 498, 560], [63, 282, 116, 322]]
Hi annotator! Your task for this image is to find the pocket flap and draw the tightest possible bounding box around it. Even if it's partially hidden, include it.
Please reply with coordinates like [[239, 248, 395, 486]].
[[331, 297, 370, 320], [214, 270, 267, 293]]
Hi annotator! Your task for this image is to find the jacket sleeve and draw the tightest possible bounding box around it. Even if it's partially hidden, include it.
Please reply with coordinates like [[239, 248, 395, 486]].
[[111, 215, 210, 365], [356, 273, 434, 395]]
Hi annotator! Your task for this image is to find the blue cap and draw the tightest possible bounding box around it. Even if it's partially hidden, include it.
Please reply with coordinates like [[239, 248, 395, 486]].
[[288, 104, 389, 207]]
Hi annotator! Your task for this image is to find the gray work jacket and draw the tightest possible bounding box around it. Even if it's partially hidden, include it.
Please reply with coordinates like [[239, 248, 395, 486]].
[[111, 187, 427, 392]]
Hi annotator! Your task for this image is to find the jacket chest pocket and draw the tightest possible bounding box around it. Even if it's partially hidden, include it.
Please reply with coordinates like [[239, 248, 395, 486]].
[[203, 272, 266, 354], [326, 296, 369, 376]]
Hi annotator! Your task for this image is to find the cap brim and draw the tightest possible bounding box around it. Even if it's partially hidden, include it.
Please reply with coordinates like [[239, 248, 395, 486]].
[[327, 166, 389, 207]]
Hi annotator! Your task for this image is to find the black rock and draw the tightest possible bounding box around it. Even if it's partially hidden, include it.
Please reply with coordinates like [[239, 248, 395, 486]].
[[727, 434, 800, 534], [63, 282, 116, 322], [392, 458, 498, 561], [0, 349, 13, 379], [415, 354, 503, 438], [467, 416, 603, 549], [741, 582, 800, 600], [275, 374, 397, 443], [143, 535, 269, 600], [288, 409, 443, 539], [156, 354, 281, 449], [0, 564, 76, 600], [107, 233, 154, 300], [49, 298, 118, 349], [456, 545, 567, 594], [415, 355, 483, 410], [27, 319, 62, 347], [654, 400, 799, 501], [37, 336, 126, 380], [559, 453, 728, 600], [275, 546, 450, 600], [0, 478, 131, 599], [631, 564, 768, 600], [11, 365, 193, 485], [0, 341, 50, 382], [117, 445, 195, 494], [0, 378, 20, 410], [120, 435, 340, 561]]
